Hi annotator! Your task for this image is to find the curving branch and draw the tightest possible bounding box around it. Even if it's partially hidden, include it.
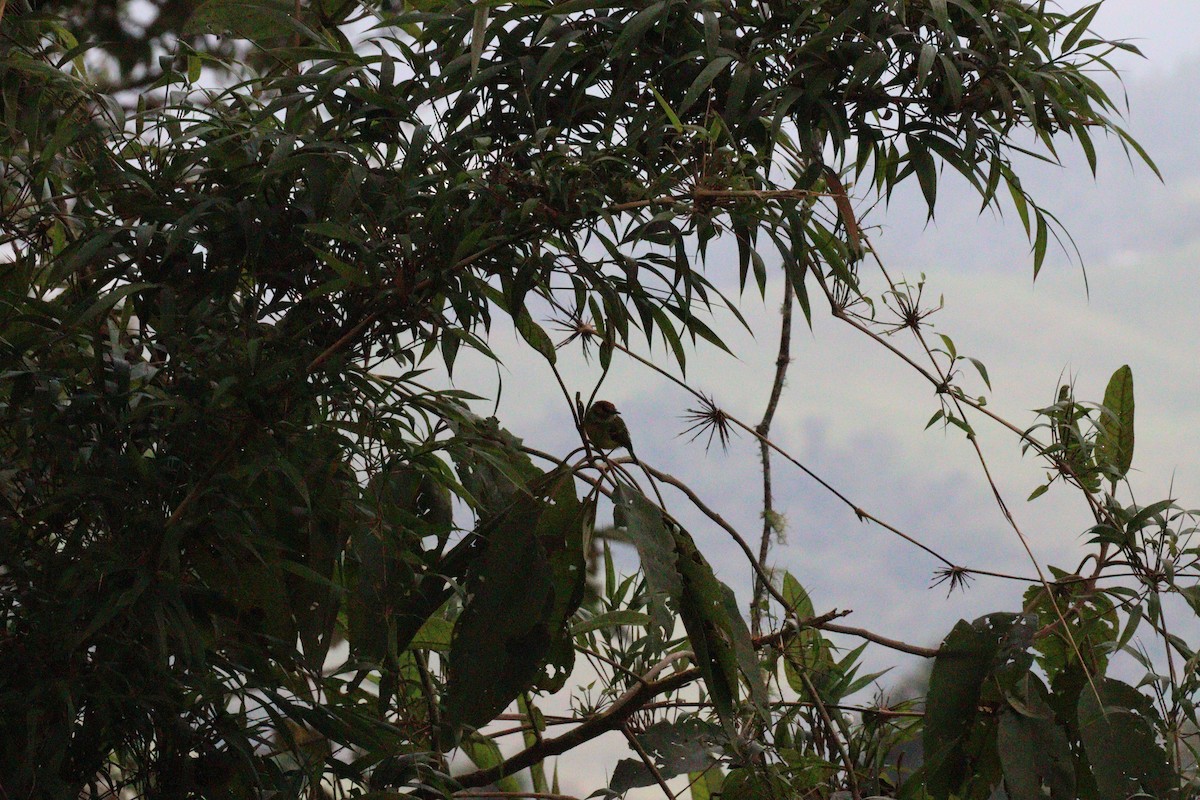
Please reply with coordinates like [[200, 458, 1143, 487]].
[[454, 665, 700, 789]]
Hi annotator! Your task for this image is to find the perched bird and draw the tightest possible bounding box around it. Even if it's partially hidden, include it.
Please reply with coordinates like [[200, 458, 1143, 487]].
[[583, 400, 637, 463]]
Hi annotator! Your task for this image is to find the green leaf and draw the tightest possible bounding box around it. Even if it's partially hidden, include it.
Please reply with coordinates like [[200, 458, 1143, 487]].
[[916, 43, 937, 90], [680, 56, 732, 114], [515, 308, 557, 364], [689, 766, 722, 800], [651, 83, 684, 133], [184, 0, 297, 42], [461, 732, 522, 793], [72, 282, 157, 327], [1032, 212, 1049, 279], [444, 468, 586, 734], [610, 719, 723, 793], [966, 357, 992, 390], [471, 3, 488, 74], [1095, 364, 1134, 480], [518, 694, 550, 793], [997, 709, 1074, 800], [611, 1, 665, 60], [1078, 679, 1172, 800], [925, 614, 1033, 800], [911, 144, 937, 214], [409, 615, 453, 651], [448, 412, 543, 517], [781, 572, 831, 694], [613, 484, 681, 633], [673, 526, 766, 737], [347, 466, 451, 664], [722, 766, 788, 800], [1177, 584, 1200, 618], [570, 609, 653, 635]]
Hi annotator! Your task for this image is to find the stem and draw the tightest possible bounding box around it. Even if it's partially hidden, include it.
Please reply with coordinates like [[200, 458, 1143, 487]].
[[798, 669, 862, 800], [753, 279, 794, 635]]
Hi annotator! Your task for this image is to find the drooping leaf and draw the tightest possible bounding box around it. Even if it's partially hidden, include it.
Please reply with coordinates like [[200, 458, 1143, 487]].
[[1077, 679, 1172, 800], [673, 525, 766, 736], [515, 308, 557, 364], [443, 468, 586, 736], [924, 613, 1034, 800], [184, 0, 297, 42], [460, 732, 521, 793], [689, 765, 723, 800], [612, 483, 681, 633], [610, 718, 724, 793], [347, 465, 451, 664], [997, 709, 1074, 800], [448, 411, 543, 517]]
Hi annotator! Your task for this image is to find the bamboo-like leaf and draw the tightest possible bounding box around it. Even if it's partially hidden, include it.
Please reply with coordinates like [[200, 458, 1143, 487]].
[[470, 3, 488, 74], [1095, 364, 1134, 481], [516, 308, 557, 364]]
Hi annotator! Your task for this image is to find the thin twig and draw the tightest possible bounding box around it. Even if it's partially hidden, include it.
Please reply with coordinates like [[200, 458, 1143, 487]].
[[641, 464, 793, 614], [612, 342, 962, 572], [825, 246, 1102, 699], [622, 724, 679, 800], [753, 279, 794, 635], [797, 669, 861, 800]]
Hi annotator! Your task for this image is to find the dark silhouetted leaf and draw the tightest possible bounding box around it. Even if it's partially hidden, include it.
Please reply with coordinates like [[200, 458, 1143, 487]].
[[1078, 679, 1172, 800]]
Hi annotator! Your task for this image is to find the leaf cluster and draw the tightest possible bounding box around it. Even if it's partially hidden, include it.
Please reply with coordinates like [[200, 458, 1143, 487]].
[[0, 0, 1175, 796]]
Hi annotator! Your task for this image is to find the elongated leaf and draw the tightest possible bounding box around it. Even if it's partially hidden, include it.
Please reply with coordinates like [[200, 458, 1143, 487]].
[[680, 56, 731, 114], [613, 484, 680, 633], [516, 308, 557, 364], [673, 526, 766, 737], [470, 3, 488, 74], [461, 732, 521, 793], [184, 0, 296, 41], [571, 609, 652, 635], [1095, 364, 1134, 480], [610, 1, 665, 60]]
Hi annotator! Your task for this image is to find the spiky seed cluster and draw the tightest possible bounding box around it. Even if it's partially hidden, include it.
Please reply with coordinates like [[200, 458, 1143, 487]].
[[681, 395, 735, 452], [931, 565, 974, 596]]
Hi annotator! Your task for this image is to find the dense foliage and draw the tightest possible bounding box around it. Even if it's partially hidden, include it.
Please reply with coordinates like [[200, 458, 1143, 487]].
[[1, 0, 1192, 797]]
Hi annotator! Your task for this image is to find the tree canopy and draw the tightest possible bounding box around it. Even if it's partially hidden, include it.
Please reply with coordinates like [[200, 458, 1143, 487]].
[[0, 0, 1190, 797]]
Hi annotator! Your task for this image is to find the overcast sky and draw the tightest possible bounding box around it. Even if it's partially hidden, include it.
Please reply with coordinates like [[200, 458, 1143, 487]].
[[441, 4, 1200, 791]]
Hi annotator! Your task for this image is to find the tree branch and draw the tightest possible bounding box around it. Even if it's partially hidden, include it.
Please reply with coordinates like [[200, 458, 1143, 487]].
[[453, 666, 700, 789]]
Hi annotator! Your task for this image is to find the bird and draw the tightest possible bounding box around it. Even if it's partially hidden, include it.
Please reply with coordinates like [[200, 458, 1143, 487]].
[[583, 400, 637, 463]]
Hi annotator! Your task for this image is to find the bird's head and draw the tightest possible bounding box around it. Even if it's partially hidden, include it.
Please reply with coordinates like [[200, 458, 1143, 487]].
[[589, 400, 620, 421]]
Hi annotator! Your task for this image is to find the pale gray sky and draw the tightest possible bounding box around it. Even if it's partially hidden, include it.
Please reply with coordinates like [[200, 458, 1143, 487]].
[[445, 5, 1200, 792]]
